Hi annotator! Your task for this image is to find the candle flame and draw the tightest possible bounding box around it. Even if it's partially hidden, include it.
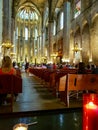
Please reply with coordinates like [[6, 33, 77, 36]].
[[86, 101, 97, 109]]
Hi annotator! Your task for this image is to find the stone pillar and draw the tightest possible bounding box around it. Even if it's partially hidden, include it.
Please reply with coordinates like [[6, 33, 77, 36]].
[[22, 20, 25, 62], [41, 29, 44, 57], [32, 37, 35, 63], [63, 1, 71, 61], [88, 24, 93, 63], [39, 36, 42, 58], [34, 38, 37, 65], [37, 36, 39, 60], [2, 0, 12, 42], [17, 20, 21, 62], [48, 20, 53, 61], [17, 37, 20, 62], [30, 36, 33, 62], [0, 0, 3, 44], [28, 25, 31, 62], [11, 18, 15, 43]]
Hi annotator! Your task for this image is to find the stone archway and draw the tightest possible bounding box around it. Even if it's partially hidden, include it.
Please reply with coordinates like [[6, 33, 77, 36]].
[[74, 27, 82, 64], [82, 23, 90, 64], [91, 15, 98, 64]]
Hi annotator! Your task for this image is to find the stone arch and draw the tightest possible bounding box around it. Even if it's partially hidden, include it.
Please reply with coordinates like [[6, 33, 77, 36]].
[[75, 26, 81, 48], [91, 14, 98, 64], [82, 22, 90, 64], [73, 26, 82, 64]]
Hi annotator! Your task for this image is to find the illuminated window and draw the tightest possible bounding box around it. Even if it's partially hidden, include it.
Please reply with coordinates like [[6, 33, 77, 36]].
[[35, 27, 38, 40], [16, 27, 18, 39], [25, 27, 28, 40], [53, 20, 56, 35], [60, 12, 64, 29], [19, 8, 38, 21], [74, 0, 81, 18]]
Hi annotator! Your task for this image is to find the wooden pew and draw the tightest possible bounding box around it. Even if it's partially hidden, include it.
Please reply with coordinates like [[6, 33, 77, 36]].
[[59, 74, 98, 107], [0, 74, 22, 113], [58, 75, 67, 101]]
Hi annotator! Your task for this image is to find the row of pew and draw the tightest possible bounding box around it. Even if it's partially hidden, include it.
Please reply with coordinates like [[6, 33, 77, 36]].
[[29, 67, 78, 89], [29, 68, 78, 98], [29, 67, 98, 107]]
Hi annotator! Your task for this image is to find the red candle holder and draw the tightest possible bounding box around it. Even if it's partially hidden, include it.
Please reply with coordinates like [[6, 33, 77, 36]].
[[83, 94, 98, 130]]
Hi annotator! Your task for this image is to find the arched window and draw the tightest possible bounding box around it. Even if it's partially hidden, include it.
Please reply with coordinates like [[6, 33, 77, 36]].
[[53, 20, 56, 35], [60, 12, 64, 29], [25, 27, 28, 40], [74, 0, 81, 18], [16, 27, 18, 39], [19, 8, 38, 21], [35, 27, 38, 40]]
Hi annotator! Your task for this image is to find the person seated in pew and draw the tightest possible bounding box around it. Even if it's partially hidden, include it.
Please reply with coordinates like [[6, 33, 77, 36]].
[[77, 62, 87, 74], [0, 56, 16, 75], [12, 61, 21, 77], [0, 56, 18, 105], [77, 62, 88, 94], [92, 64, 98, 74]]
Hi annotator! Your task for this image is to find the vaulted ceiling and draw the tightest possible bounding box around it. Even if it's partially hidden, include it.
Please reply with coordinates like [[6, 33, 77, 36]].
[[13, 0, 64, 18]]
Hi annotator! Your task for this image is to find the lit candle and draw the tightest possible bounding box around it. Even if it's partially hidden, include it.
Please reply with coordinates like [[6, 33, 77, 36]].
[[13, 123, 28, 130], [83, 94, 98, 130], [14, 126, 27, 130]]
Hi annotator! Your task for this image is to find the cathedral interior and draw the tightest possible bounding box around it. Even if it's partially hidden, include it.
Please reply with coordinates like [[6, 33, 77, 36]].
[[0, 0, 98, 66], [0, 0, 98, 130]]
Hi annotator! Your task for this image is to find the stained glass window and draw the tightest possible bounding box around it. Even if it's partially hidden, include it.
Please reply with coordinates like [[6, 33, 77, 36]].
[[74, 0, 81, 18]]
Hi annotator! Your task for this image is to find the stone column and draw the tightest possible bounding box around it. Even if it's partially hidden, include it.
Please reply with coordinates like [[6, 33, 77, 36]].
[[39, 36, 42, 58], [63, 1, 71, 61], [28, 24, 31, 62], [37, 36, 39, 60], [34, 38, 37, 65], [88, 23, 93, 63], [32, 37, 35, 63], [22, 20, 25, 62], [48, 20, 53, 61], [17, 20, 21, 62], [41, 29, 44, 57], [0, 0, 3, 44], [2, 0, 12, 43]]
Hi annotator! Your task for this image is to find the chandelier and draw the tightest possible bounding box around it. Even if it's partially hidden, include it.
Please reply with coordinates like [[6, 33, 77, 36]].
[[51, 52, 58, 57], [2, 41, 14, 49], [10, 52, 16, 56], [72, 43, 82, 53]]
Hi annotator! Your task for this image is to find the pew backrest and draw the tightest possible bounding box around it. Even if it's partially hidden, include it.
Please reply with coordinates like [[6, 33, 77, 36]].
[[65, 74, 98, 106], [0, 74, 22, 94], [0, 74, 13, 94], [67, 74, 98, 91], [0, 74, 22, 112]]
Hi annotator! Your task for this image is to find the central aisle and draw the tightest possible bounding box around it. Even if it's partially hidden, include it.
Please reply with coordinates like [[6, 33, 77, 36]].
[[13, 72, 66, 112]]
